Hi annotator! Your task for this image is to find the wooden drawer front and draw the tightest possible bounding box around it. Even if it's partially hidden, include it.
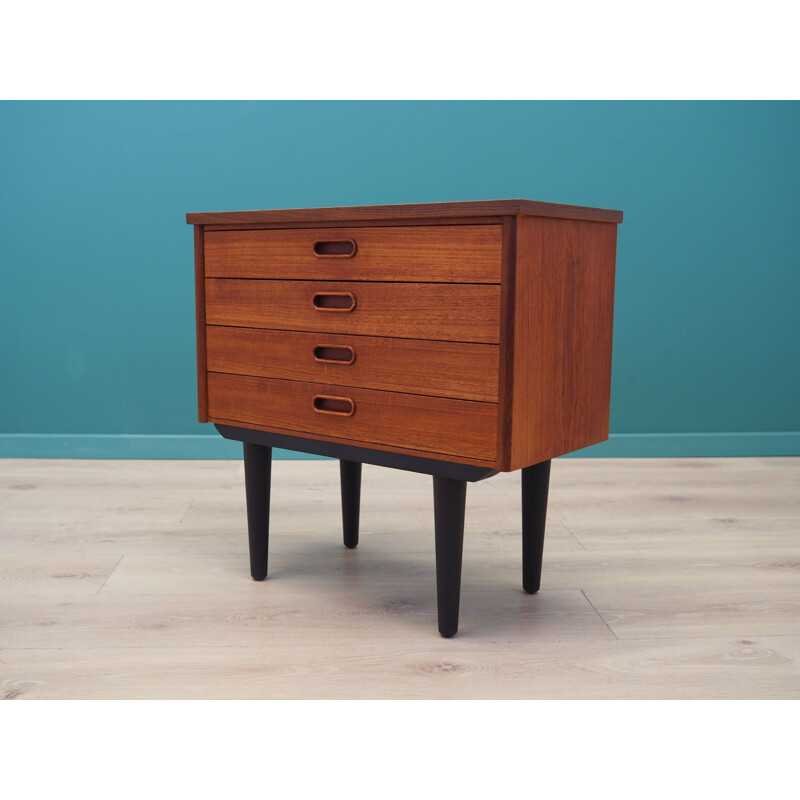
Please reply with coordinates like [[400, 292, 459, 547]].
[[204, 225, 502, 283], [205, 279, 501, 344], [206, 326, 499, 402], [207, 373, 497, 461]]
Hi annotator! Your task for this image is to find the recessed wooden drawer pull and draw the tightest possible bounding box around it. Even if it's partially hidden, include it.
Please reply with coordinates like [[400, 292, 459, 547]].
[[313, 345, 356, 365], [312, 395, 356, 416], [313, 239, 357, 258], [312, 291, 357, 312]]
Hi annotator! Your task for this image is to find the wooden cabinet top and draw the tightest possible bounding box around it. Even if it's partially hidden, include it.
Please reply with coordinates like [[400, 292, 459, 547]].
[[187, 199, 623, 227]]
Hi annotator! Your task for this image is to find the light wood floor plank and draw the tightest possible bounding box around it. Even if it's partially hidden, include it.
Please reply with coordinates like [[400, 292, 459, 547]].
[[92, 544, 800, 596], [0, 588, 613, 650], [2, 636, 798, 699], [0, 554, 123, 596], [585, 587, 800, 639], [559, 515, 799, 551]]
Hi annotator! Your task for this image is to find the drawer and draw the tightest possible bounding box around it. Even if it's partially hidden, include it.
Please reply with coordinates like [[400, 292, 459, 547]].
[[207, 373, 497, 461], [205, 279, 501, 344], [204, 225, 502, 283], [206, 326, 499, 402]]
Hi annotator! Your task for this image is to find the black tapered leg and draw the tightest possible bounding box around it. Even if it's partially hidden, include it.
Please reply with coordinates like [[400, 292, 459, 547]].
[[243, 442, 272, 581], [522, 459, 551, 594], [433, 476, 467, 638], [340, 459, 362, 549]]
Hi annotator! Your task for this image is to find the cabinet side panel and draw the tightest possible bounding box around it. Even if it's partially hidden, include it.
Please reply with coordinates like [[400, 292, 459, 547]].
[[510, 216, 617, 468], [496, 216, 517, 470], [194, 225, 209, 422]]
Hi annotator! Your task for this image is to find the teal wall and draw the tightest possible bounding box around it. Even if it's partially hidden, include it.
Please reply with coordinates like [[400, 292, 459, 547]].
[[1, 101, 798, 458]]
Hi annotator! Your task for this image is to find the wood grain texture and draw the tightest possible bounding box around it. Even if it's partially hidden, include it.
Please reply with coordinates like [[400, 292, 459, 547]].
[[193, 225, 208, 422], [187, 199, 623, 226], [0, 554, 123, 596], [89, 547, 800, 598], [5, 637, 798, 699], [204, 225, 502, 283], [496, 216, 517, 468], [207, 372, 497, 461], [506, 217, 617, 469], [205, 279, 501, 344], [209, 417, 499, 469], [201, 215, 513, 232], [2, 457, 798, 699], [206, 326, 499, 402]]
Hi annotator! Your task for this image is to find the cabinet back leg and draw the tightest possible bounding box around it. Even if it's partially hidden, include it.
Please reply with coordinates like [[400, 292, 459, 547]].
[[522, 459, 551, 594], [340, 460, 362, 549], [433, 476, 467, 638], [243, 443, 272, 581]]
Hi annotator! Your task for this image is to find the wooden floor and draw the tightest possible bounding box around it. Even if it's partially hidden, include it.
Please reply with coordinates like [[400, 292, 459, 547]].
[[1, 456, 798, 699]]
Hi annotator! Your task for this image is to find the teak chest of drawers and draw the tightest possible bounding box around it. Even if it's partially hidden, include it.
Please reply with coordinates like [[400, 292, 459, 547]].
[[187, 199, 623, 637]]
